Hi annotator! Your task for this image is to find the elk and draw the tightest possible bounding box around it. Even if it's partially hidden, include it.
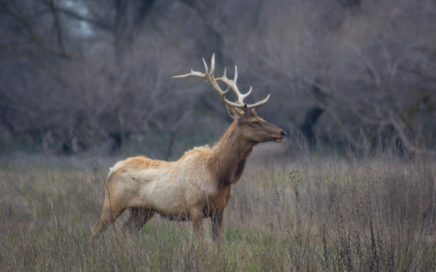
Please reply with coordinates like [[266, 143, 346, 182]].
[[89, 55, 286, 247]]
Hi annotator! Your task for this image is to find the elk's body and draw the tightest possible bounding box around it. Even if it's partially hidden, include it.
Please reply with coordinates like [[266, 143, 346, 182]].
[[89, 55, 285, 246]]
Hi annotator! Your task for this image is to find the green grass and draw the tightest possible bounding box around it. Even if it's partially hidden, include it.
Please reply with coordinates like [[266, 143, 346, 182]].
[[0, 154, 435, 271]]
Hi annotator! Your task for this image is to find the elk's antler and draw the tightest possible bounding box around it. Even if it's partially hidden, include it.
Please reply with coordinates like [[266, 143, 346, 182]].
[[172, 54, 270, 109]]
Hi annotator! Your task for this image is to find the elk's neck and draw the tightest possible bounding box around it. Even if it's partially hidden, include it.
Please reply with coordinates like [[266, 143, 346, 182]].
[[207, 121, 255, 186]]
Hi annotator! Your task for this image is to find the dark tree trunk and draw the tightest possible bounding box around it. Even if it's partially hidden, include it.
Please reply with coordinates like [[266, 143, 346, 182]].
[[109, 132, 123, 153], [113, 0, 156, 60], [179, 0, 225, 64], [165, 131, 176, 160], [300, 107, 324, 146], [300, 80, 327, 147]]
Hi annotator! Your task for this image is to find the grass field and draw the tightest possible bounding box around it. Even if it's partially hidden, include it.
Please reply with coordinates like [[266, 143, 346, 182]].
[[1, 151, 435, 271]]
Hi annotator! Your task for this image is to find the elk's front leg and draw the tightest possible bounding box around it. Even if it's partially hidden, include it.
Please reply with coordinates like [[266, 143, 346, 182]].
[[211, 211, 224, 250], [190, 208, 205, 244]]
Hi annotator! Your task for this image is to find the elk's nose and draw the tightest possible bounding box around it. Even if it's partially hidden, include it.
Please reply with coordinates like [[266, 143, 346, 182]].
[[280, 130, 287, 136]]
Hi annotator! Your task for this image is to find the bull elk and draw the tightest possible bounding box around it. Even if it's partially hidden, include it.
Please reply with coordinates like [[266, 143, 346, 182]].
[[89, 55, 286, 247]]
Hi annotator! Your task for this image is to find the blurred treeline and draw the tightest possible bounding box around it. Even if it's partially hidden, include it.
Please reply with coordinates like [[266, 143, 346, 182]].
[[0, 0, 435, 157]]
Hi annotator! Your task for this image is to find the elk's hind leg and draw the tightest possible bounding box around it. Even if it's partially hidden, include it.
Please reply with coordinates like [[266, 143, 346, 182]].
[[122, 207, 155, 235], [89, 196, 126, 247]]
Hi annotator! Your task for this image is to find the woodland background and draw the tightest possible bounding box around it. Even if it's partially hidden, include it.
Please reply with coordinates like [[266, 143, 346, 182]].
[[1, 0, 435, 158]]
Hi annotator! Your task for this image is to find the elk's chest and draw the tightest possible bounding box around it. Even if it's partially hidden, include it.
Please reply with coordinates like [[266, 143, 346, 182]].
[[202, 185, 232, 217]]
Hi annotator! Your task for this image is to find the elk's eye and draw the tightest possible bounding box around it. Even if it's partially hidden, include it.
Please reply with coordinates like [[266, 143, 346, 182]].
[[251, 121, 260, 126]]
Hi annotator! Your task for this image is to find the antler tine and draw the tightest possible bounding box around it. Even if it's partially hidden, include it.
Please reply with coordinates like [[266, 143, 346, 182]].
[[240, 86, 252, 100], [171, 69, 205, 79], [246, 93, 270, 109], [210, 54, 215, 75], [202, 57, 209, 74]]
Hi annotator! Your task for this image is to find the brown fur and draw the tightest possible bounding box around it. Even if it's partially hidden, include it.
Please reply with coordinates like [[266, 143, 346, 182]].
[[207, 121, 255, 185]]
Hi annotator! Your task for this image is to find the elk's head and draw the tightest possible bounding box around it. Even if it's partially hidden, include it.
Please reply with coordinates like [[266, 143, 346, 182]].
[[173, 54, 286, 144], [229, 107, 286, 143]]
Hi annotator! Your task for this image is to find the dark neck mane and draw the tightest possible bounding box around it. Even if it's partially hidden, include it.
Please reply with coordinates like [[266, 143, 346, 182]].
[[207, 121, 255, 186]]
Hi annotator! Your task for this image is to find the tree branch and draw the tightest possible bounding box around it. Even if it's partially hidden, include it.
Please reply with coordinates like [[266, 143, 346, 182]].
[[46, 0, 66, 55], [55, 6, 112, 32], [0, 3, 82, 61]]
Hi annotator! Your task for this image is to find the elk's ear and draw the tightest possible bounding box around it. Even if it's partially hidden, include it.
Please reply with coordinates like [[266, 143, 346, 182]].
[[226, 105, 244, 120]]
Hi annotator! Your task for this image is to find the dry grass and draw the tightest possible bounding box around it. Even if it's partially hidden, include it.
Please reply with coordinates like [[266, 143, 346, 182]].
[[0, 153, 435, 271]]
